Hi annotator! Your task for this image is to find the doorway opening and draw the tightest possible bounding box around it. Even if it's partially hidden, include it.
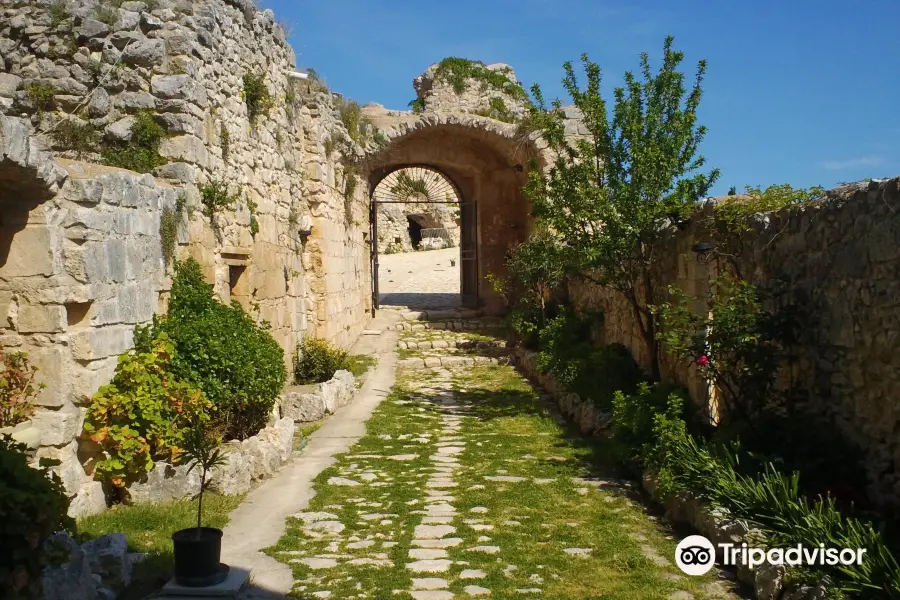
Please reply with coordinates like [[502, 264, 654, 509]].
[[369, 165, 476, 312], [406, 215, 424, 249]]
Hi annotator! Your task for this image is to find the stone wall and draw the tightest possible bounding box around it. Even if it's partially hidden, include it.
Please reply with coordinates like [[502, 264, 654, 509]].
[[569, 178, 900, 508], [0, 0, 373, 511], [376, 201, 459, 254], [413, 62, 530, 119]]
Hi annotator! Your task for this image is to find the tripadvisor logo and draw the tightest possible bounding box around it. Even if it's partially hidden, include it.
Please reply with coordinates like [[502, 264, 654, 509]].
[[675, 535, 867, 576]]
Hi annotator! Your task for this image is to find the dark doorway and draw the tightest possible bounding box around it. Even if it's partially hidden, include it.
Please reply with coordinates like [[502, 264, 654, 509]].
[[407, 215, 424, 249]]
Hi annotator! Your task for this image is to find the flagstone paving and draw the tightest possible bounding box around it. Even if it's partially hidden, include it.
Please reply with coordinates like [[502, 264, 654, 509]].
[[266, 321, 745, 600]]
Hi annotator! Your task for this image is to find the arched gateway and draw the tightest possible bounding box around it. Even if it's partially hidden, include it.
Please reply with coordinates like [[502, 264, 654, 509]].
[[359, 111, 546, 315]]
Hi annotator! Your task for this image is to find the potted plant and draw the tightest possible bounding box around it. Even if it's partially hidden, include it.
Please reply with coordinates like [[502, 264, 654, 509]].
[[171, 425, 229, 587]]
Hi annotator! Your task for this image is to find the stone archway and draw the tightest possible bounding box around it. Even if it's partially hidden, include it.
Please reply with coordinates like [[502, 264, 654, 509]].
[[361, 112, 546, 315]]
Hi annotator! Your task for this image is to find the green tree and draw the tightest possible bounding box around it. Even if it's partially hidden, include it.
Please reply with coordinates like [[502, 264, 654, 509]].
[[522, 36, 719, 378]]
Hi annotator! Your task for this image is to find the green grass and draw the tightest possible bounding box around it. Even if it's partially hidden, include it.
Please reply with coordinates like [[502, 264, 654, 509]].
[[266, 352, 736, 599], [347, 353, 377, 379], [293, 421, 323, 450], [77, 494, 244, 599]]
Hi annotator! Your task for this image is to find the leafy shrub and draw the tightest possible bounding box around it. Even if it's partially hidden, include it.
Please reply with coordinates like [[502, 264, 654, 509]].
[[535, 311, 638, 409], [51, 119, 98, 158], [334, 96, 372, 145], [47, 1, 70, 28], [137, 259, 286, 439], [506, 306, 543, 350], [611, 381, 690, 471], [0, 348, 43, 428], [638, 394, 900, 598], [475, 97, 517, 123], [198, 180, 242, 220], [24, 83, 56, 120], [294, 337, 349, 385], [242, 72, 272, 124], [433, 57, 528, 101], [657, 273, 785, 424], [0, 437, 73, 599], [101, 110, 167, 174], [83, 333, 211, 487]]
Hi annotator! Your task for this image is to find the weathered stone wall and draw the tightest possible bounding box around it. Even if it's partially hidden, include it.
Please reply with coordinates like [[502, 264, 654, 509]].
[[376, 202, 459, 254], [1, 117, 181, 515], [413, 62, 530, 119], [570, 178, 900, 508], [0, 0, 373, 510]]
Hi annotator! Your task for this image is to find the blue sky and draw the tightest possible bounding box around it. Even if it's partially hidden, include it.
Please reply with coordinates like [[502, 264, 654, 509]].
[[266, 0, 900, 196]]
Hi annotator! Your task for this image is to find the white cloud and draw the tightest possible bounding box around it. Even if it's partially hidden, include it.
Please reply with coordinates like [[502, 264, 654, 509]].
[[820, 155, 885, 171]]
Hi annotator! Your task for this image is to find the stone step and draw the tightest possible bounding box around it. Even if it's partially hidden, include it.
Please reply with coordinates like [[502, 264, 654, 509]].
[[395, 308, 483, 322], [397, 356, 509, 369], [398, 339, 506, 350], [391, 318, 504, 332]]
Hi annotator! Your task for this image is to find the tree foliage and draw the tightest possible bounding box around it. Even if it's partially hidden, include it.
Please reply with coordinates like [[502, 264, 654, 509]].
[[522, 36, 719, 377]]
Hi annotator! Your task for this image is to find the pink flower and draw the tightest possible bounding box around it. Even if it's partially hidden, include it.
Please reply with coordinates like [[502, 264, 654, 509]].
[[696, 355, 709, 367]]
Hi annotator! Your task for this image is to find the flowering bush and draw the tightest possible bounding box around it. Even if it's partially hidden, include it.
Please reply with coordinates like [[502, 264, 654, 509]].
[[84, 333, 212, 487], [655, 272, 782, 424], [0, 348, 44, 428]]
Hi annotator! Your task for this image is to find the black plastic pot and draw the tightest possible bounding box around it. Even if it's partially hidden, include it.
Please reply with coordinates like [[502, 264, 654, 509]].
[[172, 527, 228, 587]]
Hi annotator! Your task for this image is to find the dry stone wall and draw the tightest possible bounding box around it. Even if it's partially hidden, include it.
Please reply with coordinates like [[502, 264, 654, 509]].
[[376, 201, 459, 254], [413, 62, 530, 119], [570, 178, 900, 508], [0, 0, 373, 513]]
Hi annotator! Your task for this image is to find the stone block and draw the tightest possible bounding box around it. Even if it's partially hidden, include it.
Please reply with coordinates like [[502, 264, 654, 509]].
[[0, 73, 22, 98], [68, 481, 108, 519], [150, 74, 208, 105], [209, 441, 252, 495], [280, 386, 327, 422], [159, 135, 208, 168], [81, 533, 131, 592], [0, 225, 54, 278], [40, 533, 98, 600], [17, 302, 66, 333], [126, 461, 200, 504], [31, 405, 85, 447], [122, 38, 164, 67], [117, 91, 156, 111], [26, 346, 72, 408], [71, 326, 133, 361], [71, 357, 118, 403], [242, 435, 281, 481], [0, 419, 41, 449], [35, 441, 86, 496]]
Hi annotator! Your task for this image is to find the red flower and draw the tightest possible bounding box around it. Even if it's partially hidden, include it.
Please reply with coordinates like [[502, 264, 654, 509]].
[[696, 355, 709, 367]]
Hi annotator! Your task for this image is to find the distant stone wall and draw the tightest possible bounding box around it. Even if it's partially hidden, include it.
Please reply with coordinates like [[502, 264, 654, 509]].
[[570, 178, 900, 508], [0, 0, 373, 512], [376, 202, 459, 254], [413, 62, 530, 119]]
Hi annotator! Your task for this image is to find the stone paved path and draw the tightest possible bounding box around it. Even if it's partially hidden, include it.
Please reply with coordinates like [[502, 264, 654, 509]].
[[378, 247, 460, 310], [266, 316, 746, 600], [218, 310, 403, 599]]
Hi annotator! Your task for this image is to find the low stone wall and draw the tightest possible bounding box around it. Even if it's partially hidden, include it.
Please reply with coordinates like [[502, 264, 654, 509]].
[[643, 474, 827, 600], [125, 416, 295, 505], [278, 369, 356, 423]]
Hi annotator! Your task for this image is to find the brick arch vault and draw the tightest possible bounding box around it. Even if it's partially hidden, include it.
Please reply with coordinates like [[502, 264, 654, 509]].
[[360, 113, 547, 315]]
